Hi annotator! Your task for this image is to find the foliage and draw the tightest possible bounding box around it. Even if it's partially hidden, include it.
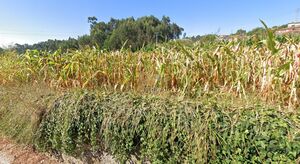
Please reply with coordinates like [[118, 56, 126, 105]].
[[235, 29, 247, 35], [218, 108, 300, 163], [35, 91, 300, 163], [247, 27, 266, 38], [89, 15, 184, 50], [260, 20, 278, 54], [0, 51, 28, 85], [187, 34, 218, 43], [14, 38, 80, 54], [78, 35, 93, 48]]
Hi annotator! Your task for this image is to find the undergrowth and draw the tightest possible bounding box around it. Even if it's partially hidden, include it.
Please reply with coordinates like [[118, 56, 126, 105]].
[[35, 90, 300, 163]]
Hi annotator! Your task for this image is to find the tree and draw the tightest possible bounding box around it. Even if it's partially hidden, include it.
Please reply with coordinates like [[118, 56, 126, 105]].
[[78, 35, 92, 48], [88, 16, 98, 28], [235, 29, 246, 35], [183, 33, 187, 39], [171, 23, 184, 39], [89, 15, 184, 51], [89, 21, 110, 47], [247, 27, 265, 37]]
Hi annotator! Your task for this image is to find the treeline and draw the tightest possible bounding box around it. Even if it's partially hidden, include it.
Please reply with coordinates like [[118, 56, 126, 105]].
[[187, 24, 290, 43], [13, 15, 184, 53], [14, 38, 79, 54]]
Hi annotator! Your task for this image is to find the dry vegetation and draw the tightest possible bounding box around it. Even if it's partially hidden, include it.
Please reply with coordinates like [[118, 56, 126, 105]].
[[2, 35, 300, 109]]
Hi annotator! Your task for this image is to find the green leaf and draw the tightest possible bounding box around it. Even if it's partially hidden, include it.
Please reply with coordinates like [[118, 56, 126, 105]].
[[260, 19, 278, 55]]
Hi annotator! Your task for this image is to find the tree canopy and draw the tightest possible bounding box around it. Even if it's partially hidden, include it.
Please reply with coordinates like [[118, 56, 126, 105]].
[[13, 15, 184, 53], [14, 38, 79, 53], [88, 15, 184, 50]]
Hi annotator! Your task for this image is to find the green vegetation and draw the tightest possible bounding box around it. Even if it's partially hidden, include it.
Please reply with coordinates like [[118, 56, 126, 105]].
[[0, 84, 299, 163], [88, 16, 183, 51], [35, 91, 300, 163]]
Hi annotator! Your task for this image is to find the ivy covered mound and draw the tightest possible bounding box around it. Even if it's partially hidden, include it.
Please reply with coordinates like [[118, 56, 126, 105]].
[[35, 91, 300, 163]]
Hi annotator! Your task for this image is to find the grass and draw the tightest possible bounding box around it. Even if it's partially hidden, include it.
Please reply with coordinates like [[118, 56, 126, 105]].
[[0, 83, 56, 144]]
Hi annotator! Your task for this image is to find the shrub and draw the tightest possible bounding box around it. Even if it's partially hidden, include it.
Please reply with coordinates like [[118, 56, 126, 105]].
[[35, 91, 300, 163]]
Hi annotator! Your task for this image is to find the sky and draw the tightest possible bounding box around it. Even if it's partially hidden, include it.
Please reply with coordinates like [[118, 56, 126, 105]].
[[0, 0, 299, 46]]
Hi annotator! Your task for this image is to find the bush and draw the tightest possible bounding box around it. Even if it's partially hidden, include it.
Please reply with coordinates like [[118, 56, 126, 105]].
[[35, 91, 300, 163]]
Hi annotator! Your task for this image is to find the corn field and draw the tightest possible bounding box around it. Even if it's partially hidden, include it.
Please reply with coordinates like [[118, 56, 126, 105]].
[[1, 35, 300, 109]]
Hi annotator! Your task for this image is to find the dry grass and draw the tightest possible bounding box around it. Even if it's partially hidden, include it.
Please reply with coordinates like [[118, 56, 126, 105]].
[[0, 83, 57, 144]]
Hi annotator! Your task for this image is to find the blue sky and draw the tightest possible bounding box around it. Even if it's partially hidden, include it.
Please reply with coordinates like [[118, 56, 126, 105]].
[[0, 0, 299, 45]]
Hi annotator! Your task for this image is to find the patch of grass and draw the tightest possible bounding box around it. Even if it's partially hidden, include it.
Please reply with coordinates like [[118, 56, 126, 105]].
[[0, 84, 56, 144]]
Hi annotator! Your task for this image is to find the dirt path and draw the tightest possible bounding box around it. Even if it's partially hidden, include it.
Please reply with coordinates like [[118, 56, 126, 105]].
[[0, 138, 117, 164], [0, 138, 59, 164]]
